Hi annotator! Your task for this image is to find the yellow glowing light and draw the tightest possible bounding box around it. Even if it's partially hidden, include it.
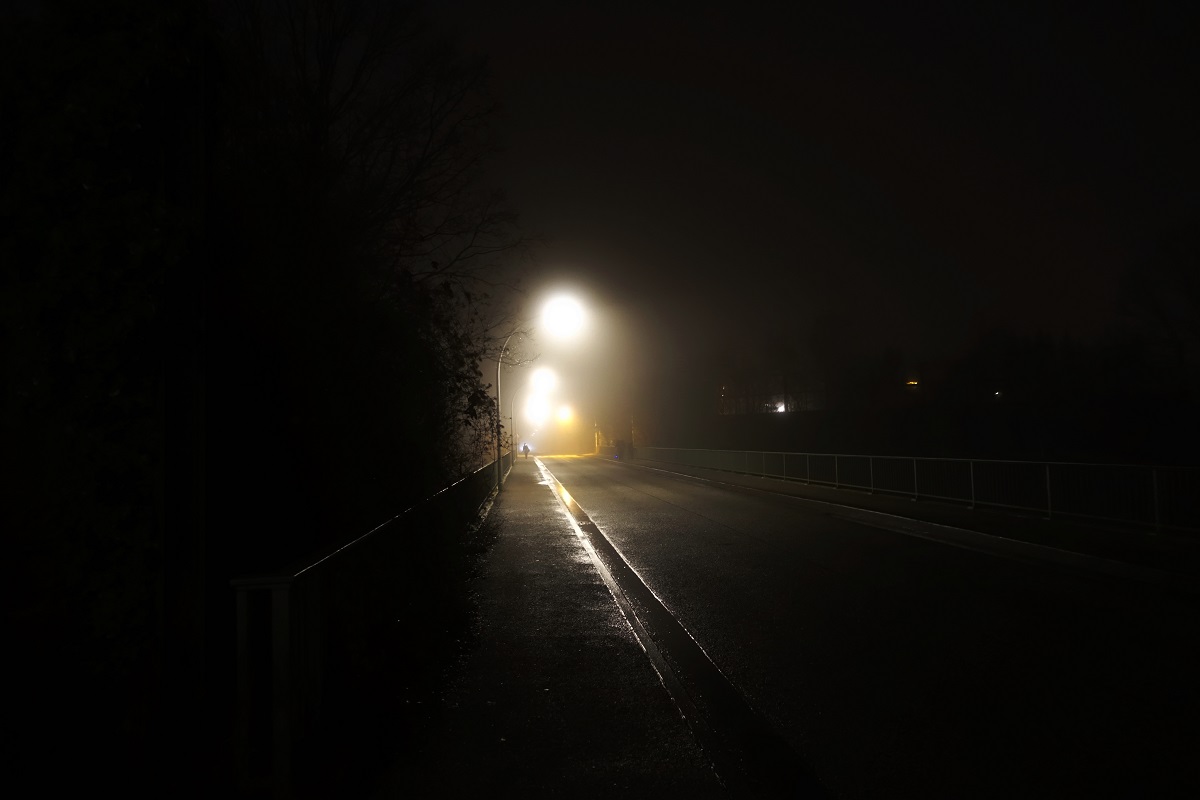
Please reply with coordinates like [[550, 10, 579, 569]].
[[556, 404, 574, 424], [906, 380, 919, 386], [542, 295, 585, 339]]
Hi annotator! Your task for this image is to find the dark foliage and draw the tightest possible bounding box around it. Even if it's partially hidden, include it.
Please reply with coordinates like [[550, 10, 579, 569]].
[[3, 0, 518, 794], [2, 0, 197, 790], [207, 0, 520, 570]]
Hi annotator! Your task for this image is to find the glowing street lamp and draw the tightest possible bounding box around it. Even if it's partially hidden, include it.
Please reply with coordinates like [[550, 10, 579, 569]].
[[525, 395, 550, 426], [530, 367, 558, 394], [541, 295, 586, 339], [495, 296, 585, 489], [509, 368, 556, 454]]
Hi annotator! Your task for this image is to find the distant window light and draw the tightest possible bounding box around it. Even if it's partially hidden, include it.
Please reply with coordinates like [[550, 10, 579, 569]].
[[906, 380, 919, 386]]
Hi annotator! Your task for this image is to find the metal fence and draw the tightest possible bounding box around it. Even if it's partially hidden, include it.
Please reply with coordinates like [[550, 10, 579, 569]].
[[636, 447, 1200, 534], [231, 453, 510, 798]]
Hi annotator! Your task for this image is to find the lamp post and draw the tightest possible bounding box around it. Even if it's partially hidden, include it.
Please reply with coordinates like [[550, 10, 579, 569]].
[[509, 389, 519, 456], [495, 329, 517, 490]]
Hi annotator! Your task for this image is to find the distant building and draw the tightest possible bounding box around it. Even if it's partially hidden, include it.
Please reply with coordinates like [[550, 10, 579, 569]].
[[718, 373, 826, 415]]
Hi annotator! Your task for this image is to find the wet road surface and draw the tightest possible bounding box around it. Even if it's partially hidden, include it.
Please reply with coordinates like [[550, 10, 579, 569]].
[[540, 455, 1200, 798]]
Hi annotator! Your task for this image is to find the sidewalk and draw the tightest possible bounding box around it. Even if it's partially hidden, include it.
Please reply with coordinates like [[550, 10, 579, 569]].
[[368, 456, 727, 798]]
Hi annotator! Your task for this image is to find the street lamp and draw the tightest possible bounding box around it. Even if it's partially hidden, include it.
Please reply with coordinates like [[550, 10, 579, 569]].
[[509, 391, 518, 456], [525, 394, 550, 426], [530, 366, 558, 394], [542, 295, 585, 339], [495, 328, 519, 490], [495, 296, 585, 490], [511, 367, 558, 456]]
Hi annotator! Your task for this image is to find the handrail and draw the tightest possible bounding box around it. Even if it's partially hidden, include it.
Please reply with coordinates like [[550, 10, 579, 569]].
[[232, 462, 497, 587], [656, 445, 1182, 469], [230, 457, 503, 798], [637, 447, 1200, 534]]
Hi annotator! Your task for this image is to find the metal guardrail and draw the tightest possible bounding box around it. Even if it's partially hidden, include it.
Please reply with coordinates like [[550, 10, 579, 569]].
[[231, 452, 511, 798], [636, 447, 1200, 534]]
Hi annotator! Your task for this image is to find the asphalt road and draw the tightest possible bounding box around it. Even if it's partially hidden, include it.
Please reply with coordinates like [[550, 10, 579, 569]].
[[539, 455, 1200, 799]]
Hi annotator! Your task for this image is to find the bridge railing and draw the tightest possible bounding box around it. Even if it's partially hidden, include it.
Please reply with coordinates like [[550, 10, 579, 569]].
[[636, 447, 1200, 534], [230, 453, 509, 798]]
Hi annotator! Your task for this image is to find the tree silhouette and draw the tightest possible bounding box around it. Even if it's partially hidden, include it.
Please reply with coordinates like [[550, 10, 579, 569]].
[[3, 1, 525, 793], [207, 0, 526, 565]]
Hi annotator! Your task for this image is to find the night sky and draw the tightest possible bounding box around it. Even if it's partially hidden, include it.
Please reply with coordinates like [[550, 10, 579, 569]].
[[431, 1, 1196, 426]]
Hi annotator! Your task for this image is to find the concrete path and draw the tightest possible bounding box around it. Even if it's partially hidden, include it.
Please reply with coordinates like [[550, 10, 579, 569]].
[[369, 457, 727, 798]]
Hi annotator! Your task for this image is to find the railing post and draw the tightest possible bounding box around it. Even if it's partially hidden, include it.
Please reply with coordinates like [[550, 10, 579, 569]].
[[274, 582, 292, 800], [234, 587, 251, 792], [912, 458, 919, 500], [271, 584, 292, 800]]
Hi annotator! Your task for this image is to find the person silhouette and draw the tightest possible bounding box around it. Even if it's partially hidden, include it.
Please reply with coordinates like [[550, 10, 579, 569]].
[[521, 443, 531, 459]]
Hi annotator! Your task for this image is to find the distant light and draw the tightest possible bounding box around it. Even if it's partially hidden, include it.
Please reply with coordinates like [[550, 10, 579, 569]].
[[775, 402, 786, 412], [530, 367, 558, 393], [556, 404, 574, 423], [906, 380, 919, 386], [526, 395, 549, 425], [995, 391, 1002, 397]]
